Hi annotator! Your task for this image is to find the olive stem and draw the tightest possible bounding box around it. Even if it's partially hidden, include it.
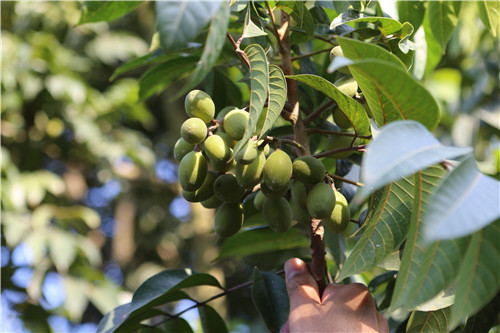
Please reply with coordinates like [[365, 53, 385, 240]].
[[303, 100, 336, 126], [291, 48, 332, 62], [312, 145, 367, 159], [329, 173, 365, 187], [306, 128, 372, 139], [226, 32, 250, 69], [264, 136, 307, 154]]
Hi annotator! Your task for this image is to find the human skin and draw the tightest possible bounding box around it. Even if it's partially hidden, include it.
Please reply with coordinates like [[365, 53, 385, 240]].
[[282, 258, 389, 333]]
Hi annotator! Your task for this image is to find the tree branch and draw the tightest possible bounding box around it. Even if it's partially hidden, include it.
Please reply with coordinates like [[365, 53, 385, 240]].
[[312, 145, 367, 159], [227, 32, 250, 69], [306, 128, 372, 139], [303, 100, 336, 126], [291, 48, 332, 62]]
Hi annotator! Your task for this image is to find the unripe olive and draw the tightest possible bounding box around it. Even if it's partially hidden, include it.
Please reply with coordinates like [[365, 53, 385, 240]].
[[224, 109, 249, 140], [235, 140, 258, 165], [257, 140, 270, 156], [253, 190, 266, 211], [209, 157, 236, 173], [323, 190, 350, 233], [203, 135, 232, 163], [323, 134, 359, 159], [334, 77, 358, 97], [260, 181, 289, 199], [218, 131, 237, 149], [291, 200, 311, 226], [332, 108, 352, 129], [292, 156, 326, 185], [216, 106, 237, 122], [236, 150, 266, 189], [185, 90, 215, 123], [214, 202, 244, 237], [263, 197, 292, 233], [182, 171, 217, 202], [178, 151, 208, 191], [180, 118, 207, 144], [263, 150, 293, 191], [174, 138, 194, 161], [201, 194, 223, 209], [213, 173, 245, 203], [290, 180, 307, 209], [329, 46, 351, 74], [306, 183, 336, 219]]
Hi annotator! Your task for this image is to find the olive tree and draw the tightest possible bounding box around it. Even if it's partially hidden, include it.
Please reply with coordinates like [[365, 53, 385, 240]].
[[78, 1, 499, 332]]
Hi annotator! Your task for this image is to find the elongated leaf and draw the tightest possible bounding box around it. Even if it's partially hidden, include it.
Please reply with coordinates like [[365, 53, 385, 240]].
[[287, 74, 371, 136], [216, 227, 309, 260], [259, 65, 287, 138], [356, 121, 472, 200], [336, 36, 406, 69], [163, 317, 194, 333], [477, 1, 499, 37], [233, 44, 269, 155], [198, 305, 228, 333], [422, 12, 443, 77], [332, 17, 403, 35], [277, 1, 315, 42], [423, 155, 500, 242], [337, 177, 414, 281], [79, 1, 143, 24], [428, 1, 461, 52], [450, 219, 500, 329], [111, 49, 170, 81], [173, 2, 230, 99], [464, 291, 500, 333], [252, 269, 289, 333], [389, 166, 470, 312], [406, 307, 452, 333], [156, 1, 222, 51], [138, 56, 198, 100], [397, 1, 426, 32], [344, 58, 441, 131], [242, 4, 267, 38], [97, 303, 166, 333]]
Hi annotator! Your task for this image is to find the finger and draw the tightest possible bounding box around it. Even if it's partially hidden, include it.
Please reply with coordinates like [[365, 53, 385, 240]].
[[284, 258, 320, 304], [377, 312, 389, 333]]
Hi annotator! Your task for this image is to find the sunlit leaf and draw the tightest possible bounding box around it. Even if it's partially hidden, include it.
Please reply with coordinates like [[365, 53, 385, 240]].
[[111, 49, 171, 81], [233, 44, 269, 156], [49, 230, 77, 272], [427, 1, 461, 52], [277, 1, 315, 43], [406, 307, 451, 333], [397, 0, 426, 32], [79, 1, 143, 24], [287, 74, 371, 136], [259, 65, 287, 138], [477, 1, 499, 37], [199, 305, 228, 333], [422, 12, 443, 77], [252, 269, 289, 333], [423, 155, 500, 242], [333, 17, 403, 35], [242, 4, 267, 38], [450, 219, 500, 329]]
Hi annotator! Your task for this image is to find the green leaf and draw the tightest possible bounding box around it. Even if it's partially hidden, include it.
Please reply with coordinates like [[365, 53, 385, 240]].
[[259, 65, 287, 138], [138, 56, 199, 100], [337, 176, 415, 281], [406, 307, 452, 333], [333, 17, 403, 35], [422, 12, 443, 77], [251, 269, 289, 333], [387, 38, 414, 70], [477, 1, 499, 37], [111, 49, 170, 81], [163, 317, 194, 333], [242, 4, 268, 38], [216, 227, 309, 260], [79, 1, 143, 24], [233, 44, 269, 156], [49, 230, 77, 272], [287, 74, 371, 136], [423, 155, 500, 242], [173, 1, 230, 99], [397, 0, 426, 32], [389, 166, 470, 312], [356, 121, 472, 200], [464, 291, 500, 333], [344, 59, 441, 131], [277, 1, 315, 43], [198, 305, 228, 333], [450, 219, 500, 329], [427, 1, 461, 52], [155, 1, 222, 52]]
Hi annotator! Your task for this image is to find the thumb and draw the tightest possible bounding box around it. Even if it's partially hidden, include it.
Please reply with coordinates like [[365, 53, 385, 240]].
[[284, 258, 320, 305]]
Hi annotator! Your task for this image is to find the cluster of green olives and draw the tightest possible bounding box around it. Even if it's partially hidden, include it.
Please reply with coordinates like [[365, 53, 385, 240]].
[[174, 90, 350, 238]]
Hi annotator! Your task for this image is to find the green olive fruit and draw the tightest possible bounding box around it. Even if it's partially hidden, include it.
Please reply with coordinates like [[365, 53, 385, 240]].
[[174, 138, 195, 161], [263, 197, 292, 233], [185, 90, 215, 123], [180, 117, 207, 144], [263, 150, 293, 191], [236, 150, 266, 189], [218, 131, 237, 149], [292, 156, 326, 185], [213, 173, 246, 203], [224, 109, 249, 140], [178, 151, 208, 191], [201, 194, 223, 209], [334, 77, 358, 97], [253, 190, 266, 211], [203, 135, 232, 164], [260, 181, 289, 199], [290, 180, 307, 209], [257, 140, 270, 156], [323, 134, 359, 159], [291, 200, 311, 225], [214, 202, 244, 237], [235, 140, 258, 165], [323, 190, 350, 233], [361, 101, 373, 118], [329, 46, 351, 75], [182, 171, 217, 202], [209, 158, 236, 173], [216, 106, 238, 122], [306, 183, 336, 219], [332, 108, 352, 129]]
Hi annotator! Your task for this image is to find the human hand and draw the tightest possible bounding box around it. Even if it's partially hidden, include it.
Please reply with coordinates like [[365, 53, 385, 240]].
[[281, 258, 389, 333]]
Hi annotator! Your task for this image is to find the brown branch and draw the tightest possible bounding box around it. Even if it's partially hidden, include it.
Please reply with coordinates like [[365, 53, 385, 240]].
[[310, 218, 326, 296], [329, 173, 364, 187], [264, 136, 307, 155], [291, 48, 332, 62], [303, 100, 336, 126], [312, 145, 367, 159], [306, 128, 372, 139], [227, 32, 250, 69]]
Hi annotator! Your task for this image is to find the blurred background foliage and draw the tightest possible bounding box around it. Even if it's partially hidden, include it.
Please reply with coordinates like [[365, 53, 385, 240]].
[[1, 1, 498, 332]]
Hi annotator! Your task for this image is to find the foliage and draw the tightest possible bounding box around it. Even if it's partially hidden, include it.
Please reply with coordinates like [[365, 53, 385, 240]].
[[2, 1, 499, 332]]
